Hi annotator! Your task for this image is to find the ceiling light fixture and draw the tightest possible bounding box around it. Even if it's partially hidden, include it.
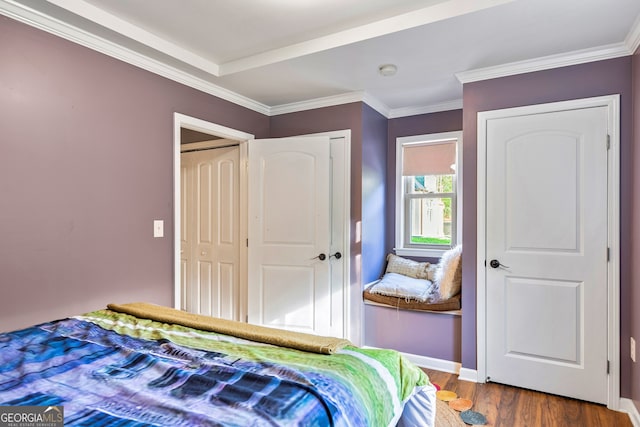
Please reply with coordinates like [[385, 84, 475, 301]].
[[378, 63, 397, 77]]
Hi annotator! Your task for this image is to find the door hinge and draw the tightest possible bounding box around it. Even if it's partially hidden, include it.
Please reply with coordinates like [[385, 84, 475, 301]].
[[607, 360, 610, 374], [607, 247, 610, 262], [607, 135, 611, 150], [246, 238, 249, 247]]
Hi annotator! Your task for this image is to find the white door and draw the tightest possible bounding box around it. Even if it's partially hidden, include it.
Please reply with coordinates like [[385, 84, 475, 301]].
[[484, 105, 609, 404], [181, 145, 240, 320], [247, 136, 335, 336]]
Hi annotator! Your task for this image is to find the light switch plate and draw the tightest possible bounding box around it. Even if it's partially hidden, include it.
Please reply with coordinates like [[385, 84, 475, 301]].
[[153, 220, 164, 238]]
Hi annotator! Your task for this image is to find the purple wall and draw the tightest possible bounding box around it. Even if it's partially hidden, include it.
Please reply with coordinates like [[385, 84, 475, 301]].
[[364, 305, 462, 361], [361, 104, 389, 284], [462, 57, 634, 398], [362, 109, 464, 361], [386, 110, 464, 253], [0, 16, 269, 332], [631, 47, 640, 412]]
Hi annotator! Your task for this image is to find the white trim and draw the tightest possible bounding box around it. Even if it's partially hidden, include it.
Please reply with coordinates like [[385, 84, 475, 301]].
[[361, 347, 462, 374], [270, 91, 463, 119], [456, 43, 630, 84], [402, 352, 460, 374], [387, 99, 463, 119], [395, 131, 463, 258], [365, 347, 480, 383], [620, 398, 640, 427], [625, 12, 640, 55], [3, 0, 636, 120], [173, 113, 254, 311], [180, 139, 237, 152], [475, 95, 621, 410], [458, 368, 478, 383], [270, 91, 370, 116], [47, 0, 221, 76]]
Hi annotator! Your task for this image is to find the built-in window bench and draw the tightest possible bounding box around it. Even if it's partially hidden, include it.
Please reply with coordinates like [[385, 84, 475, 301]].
[[363, 283, 461, 315], [363, 248, 462, 315]]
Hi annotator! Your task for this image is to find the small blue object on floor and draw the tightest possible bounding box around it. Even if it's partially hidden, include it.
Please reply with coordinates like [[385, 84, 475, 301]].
[[460, 409, 487, 425]]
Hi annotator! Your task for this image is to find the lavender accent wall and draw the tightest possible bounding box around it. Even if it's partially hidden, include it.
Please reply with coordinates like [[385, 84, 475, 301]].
[[462, 57, 634, 397], [361, 104, 388, 284], [363, 110, 464, 362], [631, 47, 640, 412], [386, 110, 464, 254], [364, 306, 462, 361], [0, 16, 269, 332]]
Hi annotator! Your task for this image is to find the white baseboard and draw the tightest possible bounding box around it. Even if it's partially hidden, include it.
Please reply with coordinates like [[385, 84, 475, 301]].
[[361, 346, 480, 381], [400, 352, 461, 374], [620, 398, 640, 427], [458, 367, 479, 383]]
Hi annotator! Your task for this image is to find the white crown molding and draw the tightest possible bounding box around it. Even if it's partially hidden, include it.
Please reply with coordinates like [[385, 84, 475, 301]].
[[269, 91, 462, 119], [4, 0, 637, 120], [0, 0, 455, 121], [388, 99, 463, 118], [626, 12, 640, 54], [361, 92, 392, 118], [456, 42, 631, 84], [46, 0, 221, 76], [0, 0, 270, 115], [269, 91, 369, 116]]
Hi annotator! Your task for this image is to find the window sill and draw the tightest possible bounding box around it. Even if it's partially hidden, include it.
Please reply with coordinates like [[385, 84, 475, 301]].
[[394, 247, 447, 258]]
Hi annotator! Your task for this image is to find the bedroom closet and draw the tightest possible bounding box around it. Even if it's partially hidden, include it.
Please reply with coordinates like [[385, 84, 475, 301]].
[[180, 140, 241, 321]]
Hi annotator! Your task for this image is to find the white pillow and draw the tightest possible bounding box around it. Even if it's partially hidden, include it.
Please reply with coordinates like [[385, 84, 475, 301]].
[[434, 245, 462, 299], [385, 254, 432, 280], [369, 272, 434, 302]]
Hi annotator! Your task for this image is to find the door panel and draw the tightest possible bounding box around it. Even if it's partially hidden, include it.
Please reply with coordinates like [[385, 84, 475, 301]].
[[485, 106, 608, 404], [248, 137, 332, 335], [181, 145, 240, 320]]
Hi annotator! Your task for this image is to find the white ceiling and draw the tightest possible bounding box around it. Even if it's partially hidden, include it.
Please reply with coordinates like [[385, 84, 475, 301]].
[[3, 0, 640, 117]]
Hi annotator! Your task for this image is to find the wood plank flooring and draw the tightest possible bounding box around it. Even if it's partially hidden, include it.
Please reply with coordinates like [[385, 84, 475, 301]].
[[423, 369, 632, 427]]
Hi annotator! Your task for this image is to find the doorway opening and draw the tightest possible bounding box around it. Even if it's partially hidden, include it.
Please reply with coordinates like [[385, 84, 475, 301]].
[[173, 113, 253, 320]]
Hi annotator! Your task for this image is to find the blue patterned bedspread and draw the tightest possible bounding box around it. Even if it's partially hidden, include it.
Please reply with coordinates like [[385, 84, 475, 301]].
[[0, 310, 430, 426]]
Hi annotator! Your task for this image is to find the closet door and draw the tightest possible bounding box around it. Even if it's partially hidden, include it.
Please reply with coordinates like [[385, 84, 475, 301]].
[[181, 146, 240, 320], [483, 104, 609, 404]]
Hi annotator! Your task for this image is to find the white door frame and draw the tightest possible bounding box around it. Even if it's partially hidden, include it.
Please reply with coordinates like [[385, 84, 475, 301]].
[[173, 113, 253, 316], [476, 95, 620, 409]]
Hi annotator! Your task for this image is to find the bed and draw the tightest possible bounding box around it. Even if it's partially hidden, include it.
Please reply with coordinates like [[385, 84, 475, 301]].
[[0, 302, 436, 426]]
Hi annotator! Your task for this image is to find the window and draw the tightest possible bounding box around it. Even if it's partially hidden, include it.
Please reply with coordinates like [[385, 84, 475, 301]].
[[395, 131, 462, 257]]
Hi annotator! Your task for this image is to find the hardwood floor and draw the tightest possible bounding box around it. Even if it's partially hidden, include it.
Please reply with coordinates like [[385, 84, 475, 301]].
[[423, 369, 632, 427]]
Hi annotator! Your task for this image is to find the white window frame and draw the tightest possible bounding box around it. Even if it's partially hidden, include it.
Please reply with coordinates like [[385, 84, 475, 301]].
[[395, 131, 463, 258]]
